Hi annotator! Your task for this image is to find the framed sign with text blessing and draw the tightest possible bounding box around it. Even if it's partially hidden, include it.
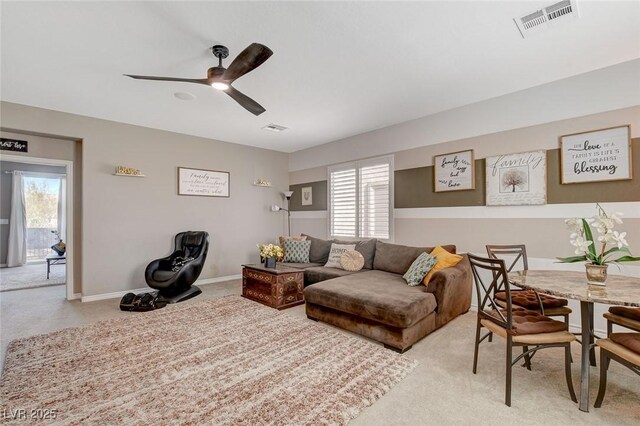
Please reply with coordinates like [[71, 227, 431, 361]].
[[560, 125, 632, 184], [433, 149, 475, 192]]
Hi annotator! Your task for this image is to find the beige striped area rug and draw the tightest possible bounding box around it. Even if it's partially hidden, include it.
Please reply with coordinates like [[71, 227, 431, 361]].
[[1, 296, 417, 425]]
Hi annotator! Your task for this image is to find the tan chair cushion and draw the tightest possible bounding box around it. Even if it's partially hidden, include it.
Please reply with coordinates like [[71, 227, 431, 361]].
[[597, 338, 640, 366], [609, 306, 640, 321], [495, 289, 568, 309], [481, 319, 575, 344], [484, 307, 568, 336], [610, 333, 640, 354], [603, 312, 640, 332]]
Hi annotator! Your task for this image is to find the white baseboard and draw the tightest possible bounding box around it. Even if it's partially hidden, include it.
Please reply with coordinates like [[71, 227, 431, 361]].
[[80, 274, 242, 303], [69, 293, 82, 300]]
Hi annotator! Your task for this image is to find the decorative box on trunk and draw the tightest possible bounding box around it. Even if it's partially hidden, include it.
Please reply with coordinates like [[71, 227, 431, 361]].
[[242, 264, 304, 310]]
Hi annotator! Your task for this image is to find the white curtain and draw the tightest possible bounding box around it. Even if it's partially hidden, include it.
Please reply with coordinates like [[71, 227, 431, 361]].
[[7, 171, 27, 267], [57, 177, 67, 243]]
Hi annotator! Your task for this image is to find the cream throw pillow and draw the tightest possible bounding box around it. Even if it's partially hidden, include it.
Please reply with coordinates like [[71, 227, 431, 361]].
[[324, 243, 356, 268], [340, 250, 364, 271]]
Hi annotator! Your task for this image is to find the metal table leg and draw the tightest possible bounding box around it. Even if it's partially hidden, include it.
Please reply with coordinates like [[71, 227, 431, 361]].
[[579, 300, 593, 412], [47, 259, 51, 279]]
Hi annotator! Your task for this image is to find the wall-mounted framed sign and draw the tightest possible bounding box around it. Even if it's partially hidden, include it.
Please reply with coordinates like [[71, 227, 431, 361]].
[[301, 186, 313, 205], [560, 125, 632, 184], [485, 150, 546, 206], [0, 138, 28, 153], [433, 149, 475, 192], [178, 167, 230, 197]]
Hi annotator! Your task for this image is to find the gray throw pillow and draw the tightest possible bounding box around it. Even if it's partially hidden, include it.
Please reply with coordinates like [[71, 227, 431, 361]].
[[301, 234, 333, 264], [284, 240, 311, 263]]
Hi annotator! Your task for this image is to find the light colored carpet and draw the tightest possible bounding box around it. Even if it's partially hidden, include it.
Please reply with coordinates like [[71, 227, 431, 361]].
[[0, 295, 416, 425], [0, 263, 65, 292], [1, 282, 638, 424]]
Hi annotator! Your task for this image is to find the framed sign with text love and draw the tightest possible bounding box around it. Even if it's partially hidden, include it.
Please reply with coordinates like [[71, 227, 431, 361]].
[[433, 149, 475, 192], [177, 167, 230, 197], [560, 125, 632, 184]]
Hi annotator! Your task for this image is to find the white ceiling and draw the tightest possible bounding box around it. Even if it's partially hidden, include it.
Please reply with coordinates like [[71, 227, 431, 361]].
[[1, 1, 639, 153]]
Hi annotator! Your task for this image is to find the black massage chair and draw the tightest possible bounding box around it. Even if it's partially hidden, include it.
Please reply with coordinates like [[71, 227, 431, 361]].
[[145, 231, 209, 303]]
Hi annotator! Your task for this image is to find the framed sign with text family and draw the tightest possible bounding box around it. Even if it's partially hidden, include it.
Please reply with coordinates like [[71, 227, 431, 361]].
[[560, 125, 632, 184], [177, 167, 230, 197], [433, 149, 475, 192]]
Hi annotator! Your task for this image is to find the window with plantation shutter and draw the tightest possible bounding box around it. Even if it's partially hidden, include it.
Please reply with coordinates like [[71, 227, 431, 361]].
[[328, 156, 393, 240]]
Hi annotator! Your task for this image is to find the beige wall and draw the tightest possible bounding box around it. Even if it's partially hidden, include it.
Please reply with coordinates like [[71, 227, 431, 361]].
[[0, 131, 83, 294], [1, 102, 290, 297]]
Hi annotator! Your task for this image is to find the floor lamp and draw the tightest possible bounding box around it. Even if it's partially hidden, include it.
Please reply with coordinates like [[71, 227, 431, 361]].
[[271, 191, 293, 236]]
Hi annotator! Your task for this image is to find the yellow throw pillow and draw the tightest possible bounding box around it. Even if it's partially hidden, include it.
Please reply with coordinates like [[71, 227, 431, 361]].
[[423, 246, 463, 284]]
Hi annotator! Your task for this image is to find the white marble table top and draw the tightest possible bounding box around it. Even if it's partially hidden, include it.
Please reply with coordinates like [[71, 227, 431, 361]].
[[509, 270, 640, 307]]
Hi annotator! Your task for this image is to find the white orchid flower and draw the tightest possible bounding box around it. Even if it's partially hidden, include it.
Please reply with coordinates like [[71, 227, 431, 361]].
[[609, 211, 624, 225], [598, 231, 616, 245], [611, 231, 629, 249], [565, 218, 583, 233], [570, 235, 593, 255]]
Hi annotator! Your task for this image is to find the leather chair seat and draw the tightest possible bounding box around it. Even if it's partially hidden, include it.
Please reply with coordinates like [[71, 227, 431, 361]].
[[609, 306, 640, 321], [610, 333, 640, 354], [485, 307, 568, 335], [152, 270, 177, 282], [597, 336, 640, 366], [495, 289, 568, 309]]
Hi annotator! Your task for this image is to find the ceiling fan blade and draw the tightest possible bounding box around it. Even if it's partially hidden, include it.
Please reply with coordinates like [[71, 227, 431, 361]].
[[124, 74, 211, 86], [225, 86, 266, 116], [223, 43, 273, 82]]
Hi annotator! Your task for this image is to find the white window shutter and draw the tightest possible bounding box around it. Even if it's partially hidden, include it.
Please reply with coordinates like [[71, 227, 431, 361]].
[[359, 162, 390, 239], [329, 167, 357, 237]]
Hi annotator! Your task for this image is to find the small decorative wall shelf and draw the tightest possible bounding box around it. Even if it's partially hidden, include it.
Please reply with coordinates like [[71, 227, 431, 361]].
[[253, 179, 272, 187], [113, 165, 145, 177]]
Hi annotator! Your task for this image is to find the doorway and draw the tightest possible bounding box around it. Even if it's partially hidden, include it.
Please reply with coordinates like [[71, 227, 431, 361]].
[[0, 155, 74, 299]]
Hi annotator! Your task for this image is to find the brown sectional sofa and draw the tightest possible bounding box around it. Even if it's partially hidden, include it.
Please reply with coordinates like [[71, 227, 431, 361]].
[[282, 236, 472, 352]]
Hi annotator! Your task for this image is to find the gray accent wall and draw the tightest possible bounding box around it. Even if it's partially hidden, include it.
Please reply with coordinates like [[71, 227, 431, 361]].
[[288, 180, 327, 211]]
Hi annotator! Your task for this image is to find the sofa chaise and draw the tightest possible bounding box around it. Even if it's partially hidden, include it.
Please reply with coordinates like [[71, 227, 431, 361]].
[[282, 236, 472, 352]]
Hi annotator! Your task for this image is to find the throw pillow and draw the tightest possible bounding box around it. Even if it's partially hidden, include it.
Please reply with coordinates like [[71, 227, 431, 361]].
[[279, 235, 307, 257], [284, 240, 311, 263], [340, 250, 365, 272], [334, 238, 377, 269], [403, 252, 438, 286], [302, 234, 333, 263], [324, 243, 356, 268], [423, 246, 463, 284]]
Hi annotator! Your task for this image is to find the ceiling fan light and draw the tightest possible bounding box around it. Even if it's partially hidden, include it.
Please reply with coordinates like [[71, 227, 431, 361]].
[[211, 81, 229, 91]]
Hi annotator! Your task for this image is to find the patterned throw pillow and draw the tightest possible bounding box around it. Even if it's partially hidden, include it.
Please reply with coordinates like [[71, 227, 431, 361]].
[[279, 235, 307, 257], [403, 252, 438, 286], [340, 250, 364, 272], [324, 243, 356, 268], [284, 240, 311, 263]]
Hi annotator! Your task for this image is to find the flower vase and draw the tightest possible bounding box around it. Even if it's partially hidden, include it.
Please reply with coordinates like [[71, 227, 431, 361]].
[[264, 257, 277, 268], [585, 263, 608, 286]]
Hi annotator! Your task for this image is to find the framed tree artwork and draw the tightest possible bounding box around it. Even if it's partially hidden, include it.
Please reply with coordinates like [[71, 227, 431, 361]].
[[485, 150, 547, 206], [433, 149, 475, 192], [560, 125, 632, 184]]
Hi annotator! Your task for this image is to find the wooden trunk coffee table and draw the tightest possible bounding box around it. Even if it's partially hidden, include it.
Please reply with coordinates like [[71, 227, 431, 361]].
[[242, 264, 304, 310]]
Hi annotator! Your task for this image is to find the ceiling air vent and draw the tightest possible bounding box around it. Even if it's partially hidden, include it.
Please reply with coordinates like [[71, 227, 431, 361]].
[[261, 123, 288, 133], [514, 0, 580, 38]]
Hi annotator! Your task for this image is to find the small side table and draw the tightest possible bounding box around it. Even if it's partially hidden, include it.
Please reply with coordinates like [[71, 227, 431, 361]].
[[242, 264, 304, 310], [46, 254, 66, 279]]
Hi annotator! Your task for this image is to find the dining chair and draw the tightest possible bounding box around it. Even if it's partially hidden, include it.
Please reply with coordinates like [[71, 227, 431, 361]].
[[486, 245, 572, 326], [603, 306, 640, 335], [469, 253, 577, 407], [594, 332, 640, 408]]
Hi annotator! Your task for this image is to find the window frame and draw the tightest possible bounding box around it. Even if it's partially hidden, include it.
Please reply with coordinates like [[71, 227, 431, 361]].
[[327, 155, 394, 242]]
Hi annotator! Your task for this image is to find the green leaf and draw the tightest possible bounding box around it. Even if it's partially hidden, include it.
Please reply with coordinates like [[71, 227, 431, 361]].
[[614, 256, 640, 262], [556, 255, 588, 263], [602, 246, 630, 257], [582, 219, 597, 259]]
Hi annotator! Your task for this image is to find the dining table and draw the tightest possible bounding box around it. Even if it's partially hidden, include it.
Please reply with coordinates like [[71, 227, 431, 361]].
[[509, 270, 640, 412]]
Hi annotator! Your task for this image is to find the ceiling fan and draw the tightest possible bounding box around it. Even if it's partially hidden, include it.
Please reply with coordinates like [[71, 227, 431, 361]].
[[124, 43, 273, 116]]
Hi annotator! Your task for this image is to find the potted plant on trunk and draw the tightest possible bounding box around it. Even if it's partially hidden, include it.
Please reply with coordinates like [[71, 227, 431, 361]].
[[558, 204, 639, 285], [257, 243, 284, 268]]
